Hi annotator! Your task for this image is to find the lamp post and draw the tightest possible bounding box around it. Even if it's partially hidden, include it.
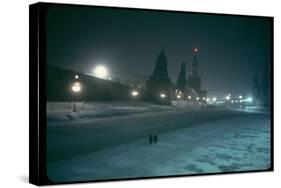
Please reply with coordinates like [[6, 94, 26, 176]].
[[130, 90, 139, 107], [72, 82, 81, 112]]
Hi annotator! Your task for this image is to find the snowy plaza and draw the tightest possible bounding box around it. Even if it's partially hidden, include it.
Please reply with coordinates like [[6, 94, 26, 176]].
[[46, 103, 271, 182]]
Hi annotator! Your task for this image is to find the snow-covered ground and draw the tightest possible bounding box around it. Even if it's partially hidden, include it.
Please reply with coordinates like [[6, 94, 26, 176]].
[[233, 106, 271, 113], [47, 100, 201, 122], [47, 106, 271, 183]]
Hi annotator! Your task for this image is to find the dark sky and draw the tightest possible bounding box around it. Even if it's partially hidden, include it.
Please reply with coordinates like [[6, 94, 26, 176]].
[[47, 4, 272, 97]]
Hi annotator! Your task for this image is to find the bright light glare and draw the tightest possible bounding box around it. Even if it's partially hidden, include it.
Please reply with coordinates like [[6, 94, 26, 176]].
[[247, 97, 253, 102], [196, 97, 200, 100], [160, 93, 166, 98], [188, 96, 191, 99], [239, 95, 243, 99], [94, 65, 108, 79], [202, 97, 206, 100], [206, 98, 209, 102], [226, 96, 230, 100], [177, 95, 181, 99], [213, 97, 217, 102], [75, 75, 79, 79], [72, 82, 81, 93], [131, 90, 139, 97]]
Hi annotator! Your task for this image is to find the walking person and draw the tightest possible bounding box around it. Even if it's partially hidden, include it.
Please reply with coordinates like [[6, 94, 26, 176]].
[[153, 134, 158, 144], [149, 134, 153, 144]]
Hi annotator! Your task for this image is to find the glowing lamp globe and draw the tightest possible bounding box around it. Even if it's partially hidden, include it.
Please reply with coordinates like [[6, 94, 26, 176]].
[[72, 82, 81, 93], [131, 90, 139, 97]]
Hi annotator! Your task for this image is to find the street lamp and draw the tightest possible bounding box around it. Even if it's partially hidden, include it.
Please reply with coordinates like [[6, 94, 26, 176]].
[[72, 82, 81, 112], [131, 90, 139, 97], [239, 95, 243, 99], [177, 95, 181, 99], [226, 95, 231, 100], [72, 82, 81, 93], [247, 97, 253, 102], [75, 75, 79, 79], [160, 93, 166, 98], [188, 95, 192, 99]]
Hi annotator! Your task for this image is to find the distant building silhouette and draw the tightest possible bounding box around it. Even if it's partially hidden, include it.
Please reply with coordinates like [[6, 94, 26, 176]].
[[187, 48, 207, 102], [176, 61, 187, 99], [47, 65, 132, 102], [261, 63, 270, 107], [252, 74, 262, 105], [253, 63, 271, 107], [146, 50, 172, 104]]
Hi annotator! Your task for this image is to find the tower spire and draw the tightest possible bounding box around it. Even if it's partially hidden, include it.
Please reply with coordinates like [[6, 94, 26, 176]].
[[177, 61, 187, 89], [150, 50, 170, 81], [191, 48, 199, 76]]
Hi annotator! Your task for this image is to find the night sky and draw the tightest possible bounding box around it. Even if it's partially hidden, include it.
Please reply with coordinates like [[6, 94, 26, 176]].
[[47, 4, 272, 97]]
